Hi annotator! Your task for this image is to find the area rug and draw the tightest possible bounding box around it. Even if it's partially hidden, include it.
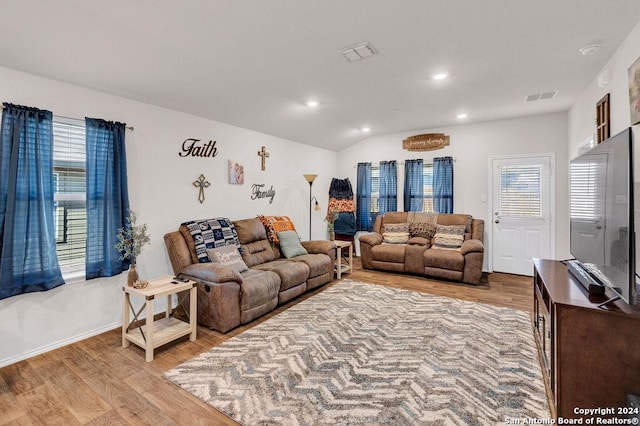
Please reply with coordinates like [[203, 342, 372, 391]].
[[164, 280, 550, 425]]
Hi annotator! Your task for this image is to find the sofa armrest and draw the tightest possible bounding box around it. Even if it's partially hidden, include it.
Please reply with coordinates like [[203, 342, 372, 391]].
[[461, 239, 484, 255], [359, 232, 383, 246], [301, 240, 336, 255], [181, 263, 243, 284]]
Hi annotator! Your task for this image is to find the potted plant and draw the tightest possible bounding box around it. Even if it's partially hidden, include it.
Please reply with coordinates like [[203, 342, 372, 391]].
[[115, 210, 150, 287]]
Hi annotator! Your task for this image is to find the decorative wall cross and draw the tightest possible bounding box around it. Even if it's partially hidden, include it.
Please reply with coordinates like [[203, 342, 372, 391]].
[[257, 146, 270, 171], [193, 174, 210, 204]]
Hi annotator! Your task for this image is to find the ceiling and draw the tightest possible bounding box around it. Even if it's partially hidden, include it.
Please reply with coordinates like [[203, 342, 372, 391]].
[[1, 1, 639, 152]]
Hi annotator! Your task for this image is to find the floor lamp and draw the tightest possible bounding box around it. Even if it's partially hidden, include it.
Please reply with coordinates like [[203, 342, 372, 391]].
[[303, 174, 321, 240]]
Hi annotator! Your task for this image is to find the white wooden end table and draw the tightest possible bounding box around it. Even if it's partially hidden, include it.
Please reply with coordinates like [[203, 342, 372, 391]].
[[122, 275, 197, 362], [334, 240, 353, 279]]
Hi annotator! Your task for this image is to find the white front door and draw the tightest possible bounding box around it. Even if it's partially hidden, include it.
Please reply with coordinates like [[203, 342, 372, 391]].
[[491, 155, 554, 275]]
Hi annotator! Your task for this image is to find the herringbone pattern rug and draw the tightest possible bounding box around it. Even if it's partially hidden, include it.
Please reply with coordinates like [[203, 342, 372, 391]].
[[164, 280, 550, 425]]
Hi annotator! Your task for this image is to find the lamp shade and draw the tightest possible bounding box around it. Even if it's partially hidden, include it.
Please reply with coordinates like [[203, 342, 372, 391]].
[[303, 174, 318, 184]]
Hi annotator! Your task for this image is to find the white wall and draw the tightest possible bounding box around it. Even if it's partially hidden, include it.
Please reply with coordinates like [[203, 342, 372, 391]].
[[568, 20, 640, 156], [336, 112, 570, 264], [0, 66, 337, 367]]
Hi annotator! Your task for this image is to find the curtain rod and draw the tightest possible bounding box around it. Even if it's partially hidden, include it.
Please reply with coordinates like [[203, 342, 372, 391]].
[[1, 106, 134, 131], [352, 158, 457, 168]]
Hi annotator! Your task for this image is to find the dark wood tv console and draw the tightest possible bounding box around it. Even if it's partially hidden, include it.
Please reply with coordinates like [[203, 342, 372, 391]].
[[533, 258, 640, 420]]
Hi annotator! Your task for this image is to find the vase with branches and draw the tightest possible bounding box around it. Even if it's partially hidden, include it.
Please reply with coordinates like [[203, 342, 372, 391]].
[[115, 210, 150, 286], [325, 207, 339, 240]]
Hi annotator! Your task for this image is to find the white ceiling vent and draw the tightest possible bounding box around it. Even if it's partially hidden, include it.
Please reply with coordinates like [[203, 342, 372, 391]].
[[524, 91, 558, 102], [340, 42, 377, 62]]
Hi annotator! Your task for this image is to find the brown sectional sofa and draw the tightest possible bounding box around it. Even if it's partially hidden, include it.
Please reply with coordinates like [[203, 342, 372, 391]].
[[164, 217, 336, 332], [359, 212, 485, 284]]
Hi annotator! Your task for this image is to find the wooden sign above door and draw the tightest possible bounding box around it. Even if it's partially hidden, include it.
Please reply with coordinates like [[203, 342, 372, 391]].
[[402, 133, 450, 151]]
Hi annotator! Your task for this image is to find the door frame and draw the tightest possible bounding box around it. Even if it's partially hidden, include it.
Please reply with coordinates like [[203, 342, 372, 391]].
[[486, 153, 556, 273]]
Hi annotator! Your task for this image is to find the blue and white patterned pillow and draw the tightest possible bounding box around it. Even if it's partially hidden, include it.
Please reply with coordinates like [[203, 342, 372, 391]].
[[432, 224, 466, 251], [182, 218, 241, 263]]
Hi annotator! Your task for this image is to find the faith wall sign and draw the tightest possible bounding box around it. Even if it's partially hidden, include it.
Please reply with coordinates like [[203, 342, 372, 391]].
[[179, 138, 219, 158]]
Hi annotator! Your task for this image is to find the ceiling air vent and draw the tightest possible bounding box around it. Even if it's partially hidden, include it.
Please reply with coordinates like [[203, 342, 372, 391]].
[[524, 91, 558, 102], [340, 42, 377, 62]]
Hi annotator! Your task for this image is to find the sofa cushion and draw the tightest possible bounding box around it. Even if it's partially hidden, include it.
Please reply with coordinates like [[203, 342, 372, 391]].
[[382, 232, 410, 244], [423, 248, 465, 271], [253, 259, 310, 292], [291, 253, 331, 278], [181, 262, 243, 284], [432, 224, 466, 250], [409, 222, 437, 240], [207, 245, 248, 273], [239, 269, 280, 312], [408, 236, 430, 246], [240, 239, 277, 267], [234, 218, 268, 244], [277, 230, 308, 258], [371, 244, 406, 263], [181, 218, 241, 263]]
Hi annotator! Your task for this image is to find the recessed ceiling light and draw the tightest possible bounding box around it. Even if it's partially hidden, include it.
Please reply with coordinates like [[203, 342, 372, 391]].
[[433, 73, 449, 80], [305, 100, 319, 107], [456, 113, 468, 119], [361, 127, 371, 132]]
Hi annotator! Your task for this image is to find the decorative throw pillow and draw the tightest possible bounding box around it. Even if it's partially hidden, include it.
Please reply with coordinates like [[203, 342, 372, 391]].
[[258, 215, 297, 244], [382, 231, 410, 244], [383, 222, 410, 233], [206, 245, 249, 273], [182, 217, 242, 263], [432, 224, 466, 251], [409, 222, 437, 240], [276, 230, 308, 258]]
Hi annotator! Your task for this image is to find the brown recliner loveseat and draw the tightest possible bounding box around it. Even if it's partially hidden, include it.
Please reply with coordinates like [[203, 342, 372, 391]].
[[359, 212, 485, 285], [164, 217, 336, 333]]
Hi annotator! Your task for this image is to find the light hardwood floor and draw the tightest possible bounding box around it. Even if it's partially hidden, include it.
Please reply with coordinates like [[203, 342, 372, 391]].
[[0, 259, 533, 425]]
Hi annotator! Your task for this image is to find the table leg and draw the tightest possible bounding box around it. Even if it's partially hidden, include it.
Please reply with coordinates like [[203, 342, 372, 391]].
[[166, 294, 171, 318], [122, 292, 130, 348], [348, 244, 353, 274], [145, 297, 154, 362], [336, 245, 343, 279], [189, 286, 197, 341]]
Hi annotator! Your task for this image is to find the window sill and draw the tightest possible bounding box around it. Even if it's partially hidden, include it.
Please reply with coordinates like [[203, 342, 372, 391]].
[[62, 269, 86, 284]]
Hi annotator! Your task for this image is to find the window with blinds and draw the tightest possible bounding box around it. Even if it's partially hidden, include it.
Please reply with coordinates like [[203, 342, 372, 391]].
[[498, 165, 542, 217], [371, 166, 380, 212], [422, 163, 434, 212], [371, 163, 434, 214], [570, 160, 604, 221], [53, 120, 86, 276]]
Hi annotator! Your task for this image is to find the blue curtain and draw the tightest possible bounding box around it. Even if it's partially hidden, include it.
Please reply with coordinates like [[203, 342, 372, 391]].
[[433, 156, 454, 213], [404, 159, 424, 212], [356, 162, 372, 231], [0, 103, 64, 300], [378, 160, 397, 215], [85, 118, 130, 279]]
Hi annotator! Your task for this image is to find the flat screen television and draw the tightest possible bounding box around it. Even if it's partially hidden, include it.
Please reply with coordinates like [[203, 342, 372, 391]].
[[569, 127, 637, 305]]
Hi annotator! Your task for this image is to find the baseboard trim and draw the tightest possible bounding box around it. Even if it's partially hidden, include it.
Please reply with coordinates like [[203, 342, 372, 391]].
[[0, 303, 173, 368]]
